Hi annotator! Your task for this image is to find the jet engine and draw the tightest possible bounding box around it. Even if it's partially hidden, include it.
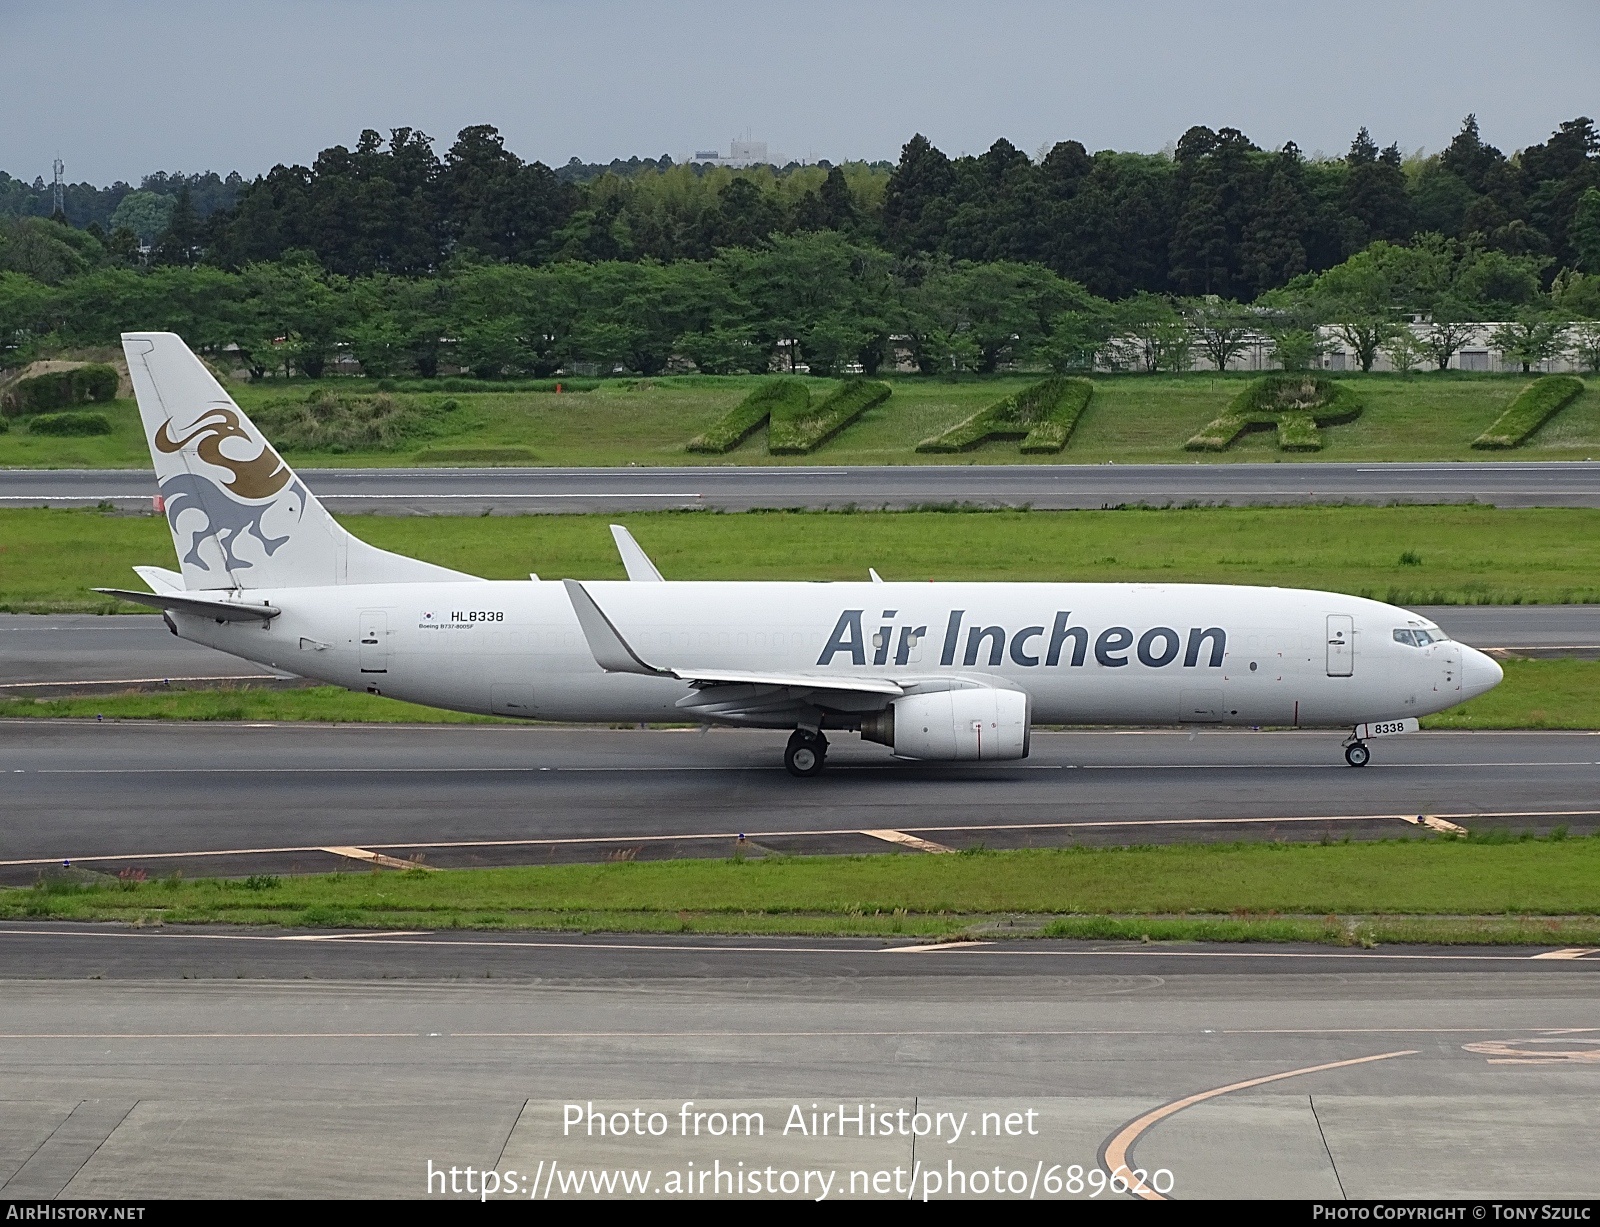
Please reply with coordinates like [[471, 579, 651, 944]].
[[860, 687, 1030, 761]]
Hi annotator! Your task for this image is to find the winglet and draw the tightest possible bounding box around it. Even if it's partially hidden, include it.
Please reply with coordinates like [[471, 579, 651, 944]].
[[562, 579, 669, 676], [869, 568, 884, 583], [609, 524, 665, 582]]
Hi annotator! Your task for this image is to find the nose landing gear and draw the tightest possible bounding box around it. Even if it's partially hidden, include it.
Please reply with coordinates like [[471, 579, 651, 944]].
[[785, 729, 828, 777], [1343, 740, 1370, 768]]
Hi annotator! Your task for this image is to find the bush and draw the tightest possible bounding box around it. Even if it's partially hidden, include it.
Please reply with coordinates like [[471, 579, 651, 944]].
[[385, 377, 600, 393], [686, 378, 809, 454], [26, 411, 114, 436], [1472, 375, 1586, 449], [252, 389, 462, 452], [917, 377, 1094, 454], [767, 378, 890, 455], [1185, 374, 1363, 452], [1, 363, 120, 418]]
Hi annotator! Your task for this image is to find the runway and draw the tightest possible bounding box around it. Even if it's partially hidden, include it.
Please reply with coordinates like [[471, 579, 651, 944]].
[[4, 605, 1596, 697], [0, 925, 1595, 1199], [6, 459, 1600, 512], [2, 724, 1596, 881]]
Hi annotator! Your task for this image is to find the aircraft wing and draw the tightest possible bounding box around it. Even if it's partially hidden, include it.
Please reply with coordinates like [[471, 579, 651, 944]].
[[562, 579, 903, 698], [94, 587, 281, 622]]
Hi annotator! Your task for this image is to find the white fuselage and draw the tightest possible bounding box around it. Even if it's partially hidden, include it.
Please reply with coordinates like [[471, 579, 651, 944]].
[[174, 579, 1489, 730]]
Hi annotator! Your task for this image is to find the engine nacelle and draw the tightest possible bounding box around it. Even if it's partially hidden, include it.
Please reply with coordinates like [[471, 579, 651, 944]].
[[860, 687, 1031, 761]]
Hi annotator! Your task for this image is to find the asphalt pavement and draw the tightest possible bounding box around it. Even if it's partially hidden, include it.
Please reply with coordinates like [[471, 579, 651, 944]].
[[2, 724, 1595, 881], [6, 459, 1600, 512], [0, 927, 1595, 1199]]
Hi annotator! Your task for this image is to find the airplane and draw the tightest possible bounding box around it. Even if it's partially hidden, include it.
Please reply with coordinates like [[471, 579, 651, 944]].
[[100, 332, 1504, 777]]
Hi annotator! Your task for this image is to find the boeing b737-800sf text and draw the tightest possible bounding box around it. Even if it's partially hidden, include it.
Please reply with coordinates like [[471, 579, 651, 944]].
[[102, 333, 1503, 776]]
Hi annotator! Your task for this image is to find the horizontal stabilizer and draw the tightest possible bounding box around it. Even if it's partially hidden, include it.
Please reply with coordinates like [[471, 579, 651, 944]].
[[94, 587, 280, 622], [132, 565, 184, 594]]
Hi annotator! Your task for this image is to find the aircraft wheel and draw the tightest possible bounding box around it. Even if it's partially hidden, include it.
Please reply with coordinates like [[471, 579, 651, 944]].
[[1344, 741, 1371, 768], [785, 731, 827, 778]]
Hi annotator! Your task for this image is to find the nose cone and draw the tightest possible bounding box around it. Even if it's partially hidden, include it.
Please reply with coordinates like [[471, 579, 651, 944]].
[[1460, 646, 1504, 700]]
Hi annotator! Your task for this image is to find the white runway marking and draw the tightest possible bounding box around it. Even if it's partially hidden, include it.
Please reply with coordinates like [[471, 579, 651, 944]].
[[861, 829, 956, 854], [1, 926, 1596, 965], [0, 811, 1477, 870], [6, 809, 1598, 872], [320, 846, 436, 871], [1529, 948, 1600, 960]]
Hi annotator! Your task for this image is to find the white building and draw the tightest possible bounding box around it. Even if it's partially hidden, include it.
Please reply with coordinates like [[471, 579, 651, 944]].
[[690, 138, 771, 168], [1097, 322, 1593, 374]]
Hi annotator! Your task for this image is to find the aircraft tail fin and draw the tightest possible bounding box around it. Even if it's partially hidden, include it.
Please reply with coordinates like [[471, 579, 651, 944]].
[[122, 332, 478, 590]]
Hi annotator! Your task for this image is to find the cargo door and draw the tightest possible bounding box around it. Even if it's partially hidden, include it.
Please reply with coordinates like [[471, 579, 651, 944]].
[[359, 610, 388, 674], [1326, 614, 1353, 677]]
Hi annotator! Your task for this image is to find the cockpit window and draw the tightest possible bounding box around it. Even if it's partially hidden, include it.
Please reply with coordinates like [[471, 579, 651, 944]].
[[1395, 627, 1445, 647]]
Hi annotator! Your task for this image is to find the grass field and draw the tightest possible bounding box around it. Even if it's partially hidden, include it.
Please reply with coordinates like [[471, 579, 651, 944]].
[[8, 835, 1599, 945], [1, 372, 1595, 468], [3, 658, 1593, 729], [6, 503, 1600, 614]]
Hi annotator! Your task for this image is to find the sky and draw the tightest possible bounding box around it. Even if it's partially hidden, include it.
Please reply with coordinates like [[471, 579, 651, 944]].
[[3, 0, 1597, 186]]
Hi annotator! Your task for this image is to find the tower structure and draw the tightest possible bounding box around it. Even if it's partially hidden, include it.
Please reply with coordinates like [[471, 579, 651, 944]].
[[52, 157, 64, 216]]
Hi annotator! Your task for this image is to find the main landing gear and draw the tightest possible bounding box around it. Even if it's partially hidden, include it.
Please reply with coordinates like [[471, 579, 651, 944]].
[[1343, 740, 1371, 768], [785, 729, 828, 778]]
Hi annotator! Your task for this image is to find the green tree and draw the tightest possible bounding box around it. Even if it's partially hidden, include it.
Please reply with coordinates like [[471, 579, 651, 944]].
[[1108, 292, 1187, 372], [1270, 329, 1321, 371], [152, 187, 202, 266], [1381, 327, 1426, 374], [1342, 129, 1413, 250], [107, 190, 174, 245], [236, 257, 350, 378], [1237, 149, 1310, 298], [1421, 300, 1477, 373], [881, 134, 956, 254], [1566, 319, 1600, 372], [0, 218, 90, 284], [0, 271, 53, 366], [1309, 250, 1404, 372], [1038, 306, 1113, 373], [1180, 297, 1254, 371], [911, 261, 1088, 372], [1570, 187, 1600, 273], [1489, 311, 1565, 373], [674, 325, 764, 375]]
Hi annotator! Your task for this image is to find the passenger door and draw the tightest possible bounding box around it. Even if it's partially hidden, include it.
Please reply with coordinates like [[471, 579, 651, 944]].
[[359, 610, 388, 674], [1326, 614, 1353, 677]]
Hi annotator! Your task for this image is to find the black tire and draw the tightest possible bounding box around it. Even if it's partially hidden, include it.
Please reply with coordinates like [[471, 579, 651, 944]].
[[785, 731, 827, 778], [1344, 741, 1371, 768]]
